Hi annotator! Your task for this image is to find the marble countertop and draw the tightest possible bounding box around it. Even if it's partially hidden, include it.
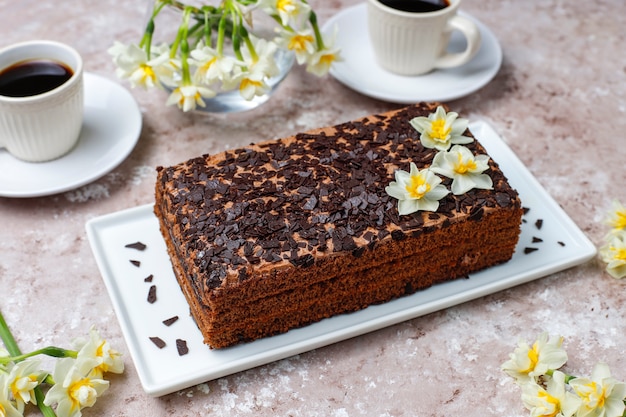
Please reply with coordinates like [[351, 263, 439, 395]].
[[1, 0, 626, 416]]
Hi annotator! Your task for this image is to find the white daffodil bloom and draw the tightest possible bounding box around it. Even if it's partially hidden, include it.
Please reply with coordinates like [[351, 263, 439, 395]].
[[605, 199, 626, 235], [501, 332, 568, 384], [238, 66, 271, 101], [521, 371, 581, 417], [599, 231, 626, 279], [258, 0, 311, 27], [7, 359, 43, 413], [410, 106, 473, 151], [44, 357, 109, 417], [190, 44, 242, 87], [107, 41, 162, 90], [385, 163, 449, 215], [246, 37, 281, 78], [569, 363, 626, 417], [430, 145, 493, 195], [166, 83, 216, 112], [276, 27, 316, 65], [306, 28, 341, 76], [74, 327, 124, 379], [0, 373, 22, 417]]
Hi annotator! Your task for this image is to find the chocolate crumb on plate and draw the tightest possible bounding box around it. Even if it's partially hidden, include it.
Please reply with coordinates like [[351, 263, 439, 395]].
[[535, 219, 543, 230], [558, 241, 566, 246], [144, 274, 154, 282], [130, 260, 141, 267], [532, 237, 543, 243], [524, 247, 539, 254], [149, 336, 166, 349], [147, 285, 157, 303], [162, 316, 179, 326], [125, 241, 147, 251], [176, 339, 189, 356]]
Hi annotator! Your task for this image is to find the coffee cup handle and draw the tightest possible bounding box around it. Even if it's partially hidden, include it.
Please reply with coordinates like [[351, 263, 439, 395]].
[[434, 15, 481, 70]]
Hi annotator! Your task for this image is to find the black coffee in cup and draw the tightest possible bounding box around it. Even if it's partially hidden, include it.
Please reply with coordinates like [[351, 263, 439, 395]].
[[0, 59, 73, 97], [379, 0, 450, 13]]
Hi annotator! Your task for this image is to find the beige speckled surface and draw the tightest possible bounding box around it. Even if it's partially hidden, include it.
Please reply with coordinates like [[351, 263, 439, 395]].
[[1, 0, 626, 416]]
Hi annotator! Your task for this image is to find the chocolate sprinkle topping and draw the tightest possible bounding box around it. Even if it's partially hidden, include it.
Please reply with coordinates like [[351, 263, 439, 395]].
[[157, 103, 521, 291], [147, 285, 157, 303], [125, 241, 147, 251], [532, 237, 543, 243], [144, 274, 154, 282], [149, 336, 166, 349], [130, 260, 141, 267], [535, 219, 543, 230], [176, 339, 189, 356], [524, 247, 539, 254], [163, 316, 179, 326]]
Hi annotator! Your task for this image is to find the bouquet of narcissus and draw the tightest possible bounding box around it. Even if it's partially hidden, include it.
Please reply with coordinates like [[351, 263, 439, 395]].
[[0, 309, 124, 417], [109, 0, 341, 111], [502, 332, 626, 417]]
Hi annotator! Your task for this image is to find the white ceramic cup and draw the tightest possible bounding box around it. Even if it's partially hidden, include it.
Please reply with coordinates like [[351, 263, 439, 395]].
[[0, 40, 84, 162], [367, 0, 481, 76]]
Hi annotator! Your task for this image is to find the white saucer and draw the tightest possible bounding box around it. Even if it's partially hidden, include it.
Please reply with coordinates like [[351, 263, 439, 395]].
[[0, 73, 142, 198], [322, 3, 502, 103]]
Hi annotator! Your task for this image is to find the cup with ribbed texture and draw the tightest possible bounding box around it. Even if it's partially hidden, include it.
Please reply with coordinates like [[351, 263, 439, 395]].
[[0, 40, 83, 162], [367, 0, 481, 76]]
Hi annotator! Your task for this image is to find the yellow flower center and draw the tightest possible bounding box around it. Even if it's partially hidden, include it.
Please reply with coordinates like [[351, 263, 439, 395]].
[[288, 34, 314, 52], [430, 119, 451, 142], [537, 391, 561, 417], [319, 53, 336, 67], [454, 153, 477, 174], [201, 57, 217, 72], [240, 78, 263, 92], [521, 343, 540, 374], [140, 64, 156, 83], [69, 378, 97, 409], [613, 211, 626, 230], [613, 247, 626, 261], [277, 0, 294, 13], [405, 174, 431, 200]]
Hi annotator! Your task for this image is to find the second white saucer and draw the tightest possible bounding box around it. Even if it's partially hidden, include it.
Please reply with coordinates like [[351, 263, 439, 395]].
[[322, 3, 502, 103]]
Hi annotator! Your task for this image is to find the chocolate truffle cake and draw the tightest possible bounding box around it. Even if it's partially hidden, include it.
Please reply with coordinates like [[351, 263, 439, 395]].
[[154, 103, 523, 349]]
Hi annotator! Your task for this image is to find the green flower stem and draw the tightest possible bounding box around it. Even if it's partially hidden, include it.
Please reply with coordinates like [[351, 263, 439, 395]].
[[309, 11, 325, 50], [0, 308, 57, 417], [0, 346, 77, 365], [179, 6, 193, 85], [217, 13, 228, 55]]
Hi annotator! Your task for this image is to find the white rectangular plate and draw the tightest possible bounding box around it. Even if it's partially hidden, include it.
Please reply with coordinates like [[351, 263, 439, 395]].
[[85, 121, 597, 396]]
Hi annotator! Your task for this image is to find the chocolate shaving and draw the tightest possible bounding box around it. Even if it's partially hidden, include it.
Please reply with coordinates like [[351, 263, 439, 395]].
[[147, 285, 157, 303], [557, 241, 566, 247], [535, 219, 543, 230], [532, 237, 543, 243], [144, 274, 154, 282], [176, 339, 189, 356], [125, 241, 147, 251], [130, 260, 141, 267], [149, 337, 166, 349], [524, 247, 539, 254], [162, 316, 179, 326]]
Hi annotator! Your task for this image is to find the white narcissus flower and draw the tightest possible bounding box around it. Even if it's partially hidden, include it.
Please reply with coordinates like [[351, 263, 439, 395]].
[[430, 145, 493, 195], [385, 163, 449, 215], [305, 28, 341, 76], [44, 357, 109, 417], [276, 27, 316, 65], [605, 199, 626, 234], [569, 363, 626, 417], [599, 231, 626, 279], [501, 332, 568, 384], [409, 106, 473, 151], [521, 371, 581, 417], [258, 0, 311, 27], [189, 44, 242, 86], [107, 41, 162, 90], [7, 359, 44, 413], [166, 83, 216, 112], [0, 373, 22, 417], [74, 326, 124, 379]]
